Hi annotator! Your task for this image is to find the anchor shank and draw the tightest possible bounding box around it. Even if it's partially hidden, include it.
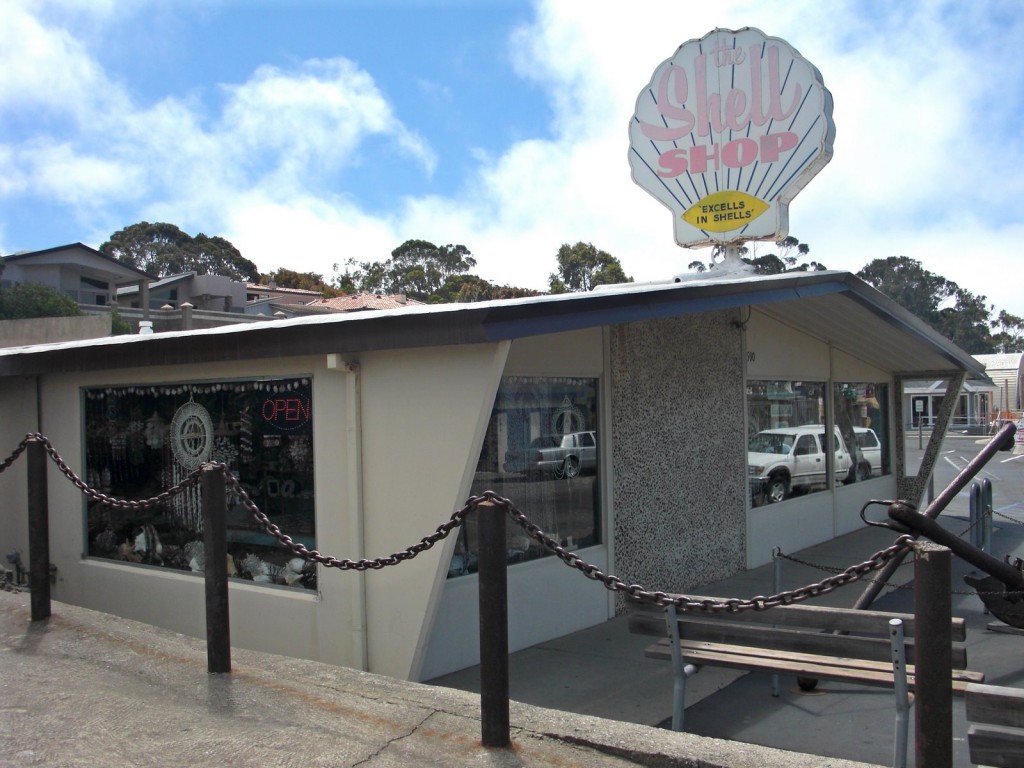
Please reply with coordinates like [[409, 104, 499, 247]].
[[888, 502, 1024, 591]]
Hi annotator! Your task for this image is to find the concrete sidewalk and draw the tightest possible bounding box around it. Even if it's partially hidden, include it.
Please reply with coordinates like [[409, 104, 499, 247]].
[[0, 589, 874, 768]]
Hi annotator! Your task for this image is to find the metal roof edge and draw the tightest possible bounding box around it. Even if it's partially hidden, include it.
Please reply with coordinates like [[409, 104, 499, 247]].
[[0, 271, 989, 384], [841, 276, 992, 383]]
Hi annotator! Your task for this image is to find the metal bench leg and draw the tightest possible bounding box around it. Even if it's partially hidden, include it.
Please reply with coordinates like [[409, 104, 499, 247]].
[[667, 604, 700, 732], [890, 618, 911, 768]]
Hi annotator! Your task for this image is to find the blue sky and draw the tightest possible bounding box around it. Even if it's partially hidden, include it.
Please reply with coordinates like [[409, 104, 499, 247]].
[[3, 0, 1023, 317]]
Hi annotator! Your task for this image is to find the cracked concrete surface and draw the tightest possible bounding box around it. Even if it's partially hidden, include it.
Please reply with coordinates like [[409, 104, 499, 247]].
[[0, 591, 877, 767]]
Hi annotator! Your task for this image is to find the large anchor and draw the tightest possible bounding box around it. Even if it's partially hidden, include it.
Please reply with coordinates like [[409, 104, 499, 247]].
[[864, 422, 1023, 627]]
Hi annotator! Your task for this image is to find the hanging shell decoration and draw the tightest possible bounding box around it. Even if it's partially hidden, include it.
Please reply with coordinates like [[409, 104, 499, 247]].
[[170, 398, 214, 471], [628, 27, 835, 249]]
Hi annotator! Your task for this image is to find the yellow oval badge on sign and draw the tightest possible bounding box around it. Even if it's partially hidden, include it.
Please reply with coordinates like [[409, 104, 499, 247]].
[[683, 191, 769, 233]]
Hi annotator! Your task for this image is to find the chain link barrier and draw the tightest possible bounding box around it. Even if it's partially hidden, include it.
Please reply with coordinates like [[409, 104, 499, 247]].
[[993, 507, 1024, 528], [776, 513, 1022, 598], [3, 432, 1001, 613]]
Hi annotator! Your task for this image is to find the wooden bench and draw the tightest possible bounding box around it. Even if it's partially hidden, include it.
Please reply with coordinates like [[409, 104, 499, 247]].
[[628, 596, 983, 734], [966, 683, 1024, 767]]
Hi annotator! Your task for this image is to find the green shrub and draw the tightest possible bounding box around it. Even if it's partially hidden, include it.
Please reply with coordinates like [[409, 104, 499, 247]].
[[0, 283, 82, 320], [109, 308, 132, 335]]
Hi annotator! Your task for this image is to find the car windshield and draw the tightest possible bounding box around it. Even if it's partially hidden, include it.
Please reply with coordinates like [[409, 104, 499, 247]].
[[748, 432, 794, 454]]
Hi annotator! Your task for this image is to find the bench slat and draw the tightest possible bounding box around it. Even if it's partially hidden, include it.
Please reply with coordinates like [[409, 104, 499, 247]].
[[968, 724, 1024, 768], [644, 639, 982, 693], [656, 617, 968, 669], [967, 683, 1024, 729], [628, 597, 966, 641]]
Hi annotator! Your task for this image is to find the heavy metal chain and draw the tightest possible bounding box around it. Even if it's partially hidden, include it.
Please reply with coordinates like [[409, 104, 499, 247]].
[[27, 433, 203, 510], [0, 436, 29, 474], [993, 508, 1024, 528], [224, 469, 471, 571], [487, 490, 918, 612], [9, 433, 921, 611]]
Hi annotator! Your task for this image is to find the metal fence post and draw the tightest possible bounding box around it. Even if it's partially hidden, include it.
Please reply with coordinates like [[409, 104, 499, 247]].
[[477, 500, 510, 748], [981, 478, 993, 556], [913, 542, 952, 768], [890, 618, 910, 768], [772, 550, 781, 698], [969, 482, 981, 548], [27, 439, 51, 621], [201, 465, 231, 674]]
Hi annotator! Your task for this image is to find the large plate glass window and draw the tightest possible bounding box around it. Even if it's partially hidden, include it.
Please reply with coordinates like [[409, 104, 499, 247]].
[[748, 380, 890, 506], [83, 377, 316, 590], [747, 380, 830, 505], [448, 376, 600, 577]]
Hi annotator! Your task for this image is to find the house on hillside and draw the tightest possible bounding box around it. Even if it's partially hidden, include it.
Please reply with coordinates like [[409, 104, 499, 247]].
[[2, 243, 154, 309], [0, 269, 989, 682], [245, 283, 323, 316], [117, 272, 247, 313]]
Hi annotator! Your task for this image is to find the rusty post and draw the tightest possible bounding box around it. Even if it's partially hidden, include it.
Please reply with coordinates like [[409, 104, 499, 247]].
[[478, 499, 510, 747], [27, 439, 51, 621], [201, 465, 231, 673], [914, 542, 952, 768]]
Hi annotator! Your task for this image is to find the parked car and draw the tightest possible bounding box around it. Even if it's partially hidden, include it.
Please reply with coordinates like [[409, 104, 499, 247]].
[[504, 431, 597, 479], [851, 427, 882, 480], [748, 425, 854, 503]]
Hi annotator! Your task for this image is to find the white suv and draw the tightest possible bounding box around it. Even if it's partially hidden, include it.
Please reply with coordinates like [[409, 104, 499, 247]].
[[852, 427, 882, 479], [748, 425, 854, 503]]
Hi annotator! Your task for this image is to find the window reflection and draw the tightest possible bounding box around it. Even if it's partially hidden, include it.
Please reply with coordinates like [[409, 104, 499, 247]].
[[747, 380, 890, 506], [834, 382, 890, 482], [449, 377, 600, 578]]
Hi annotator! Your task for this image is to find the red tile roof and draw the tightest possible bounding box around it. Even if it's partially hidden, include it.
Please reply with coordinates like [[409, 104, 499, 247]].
[[304, 293, 425, 312]]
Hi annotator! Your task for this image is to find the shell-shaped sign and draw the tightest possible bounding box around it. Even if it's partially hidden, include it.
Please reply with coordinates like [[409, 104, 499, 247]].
[[628, 27, 834, 249]]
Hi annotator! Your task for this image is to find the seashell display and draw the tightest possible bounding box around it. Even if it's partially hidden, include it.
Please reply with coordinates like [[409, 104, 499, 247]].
[[628, 27, 834, 250], [184, 540, 204, 572], [132, 523, 163, 565]]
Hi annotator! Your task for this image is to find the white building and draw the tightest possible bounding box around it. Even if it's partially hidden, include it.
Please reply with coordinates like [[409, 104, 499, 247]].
[[0, 270, 987, 681], [975, 352, 1024, 420]]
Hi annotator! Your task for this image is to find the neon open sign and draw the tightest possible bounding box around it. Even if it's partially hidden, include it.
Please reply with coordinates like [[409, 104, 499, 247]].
[[262, 395, 311, 430]]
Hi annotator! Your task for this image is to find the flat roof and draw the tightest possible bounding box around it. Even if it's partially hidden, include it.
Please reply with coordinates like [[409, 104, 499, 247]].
[[0, 270, 990, 382]]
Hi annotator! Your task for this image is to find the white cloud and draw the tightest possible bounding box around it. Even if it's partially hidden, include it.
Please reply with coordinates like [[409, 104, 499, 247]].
[[3, 0, 1023, 319], [429, 0, 1024, 312], [218, 59, 437, 186], [0, 1, 123, 120]]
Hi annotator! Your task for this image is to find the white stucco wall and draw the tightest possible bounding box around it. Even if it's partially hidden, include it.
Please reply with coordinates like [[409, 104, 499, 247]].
[[0, 376, 39, 572], [3, 342, 507, 680], [0, 304, 910, 681]]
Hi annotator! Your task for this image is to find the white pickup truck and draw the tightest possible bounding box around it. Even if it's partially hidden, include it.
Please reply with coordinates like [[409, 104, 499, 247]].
[[748, 425, 880, 504]]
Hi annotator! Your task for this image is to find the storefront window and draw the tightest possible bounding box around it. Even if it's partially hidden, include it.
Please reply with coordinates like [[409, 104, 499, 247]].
[[747, 380, 829, 505], [83, 377, 316, 590], [834, 382, 890, 481], [448, 376, 600, 577], [747, 380, 890, 506]]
